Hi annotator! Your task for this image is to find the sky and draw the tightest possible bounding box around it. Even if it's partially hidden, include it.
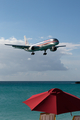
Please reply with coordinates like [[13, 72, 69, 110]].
[[0, 0, 80, 81]]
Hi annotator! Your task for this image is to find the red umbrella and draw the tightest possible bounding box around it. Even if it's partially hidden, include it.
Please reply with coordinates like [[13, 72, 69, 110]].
[[23, 88, 80, 115]]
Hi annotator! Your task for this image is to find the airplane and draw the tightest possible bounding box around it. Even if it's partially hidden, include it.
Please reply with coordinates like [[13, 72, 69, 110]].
[[5, 36, 66, 55]]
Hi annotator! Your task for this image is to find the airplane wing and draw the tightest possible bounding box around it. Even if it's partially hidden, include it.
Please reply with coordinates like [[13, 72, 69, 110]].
[[56, 45, 66, 48], [5, 44, 30, 49]]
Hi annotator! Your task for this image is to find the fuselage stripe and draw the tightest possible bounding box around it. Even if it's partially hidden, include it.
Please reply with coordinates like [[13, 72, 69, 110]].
[[37, 41, 54, 47]]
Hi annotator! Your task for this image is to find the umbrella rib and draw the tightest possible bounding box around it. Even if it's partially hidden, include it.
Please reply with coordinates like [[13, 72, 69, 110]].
[[32, 94, 50, 111], [23, 88, 80, 115]]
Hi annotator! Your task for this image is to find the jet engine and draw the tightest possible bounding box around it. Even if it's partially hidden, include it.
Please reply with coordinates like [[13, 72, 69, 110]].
[[31, 46, 35, 50], [29, 46, 39, 51], [50, 46, 57, 51]]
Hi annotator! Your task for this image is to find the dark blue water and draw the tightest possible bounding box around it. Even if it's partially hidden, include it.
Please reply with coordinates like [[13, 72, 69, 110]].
[[0, 81, 80, 120]]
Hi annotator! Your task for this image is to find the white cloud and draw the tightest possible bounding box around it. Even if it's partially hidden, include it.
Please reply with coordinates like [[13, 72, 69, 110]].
[[0, 37, 24, 45], [27, 38, 32, 40], [0, 37, 80, 81], [48, 35, 52, 38], [0, 45, 67, 75], [58, 42, 80, 55], [27, 58, 31, 60], [0, 38, 67, 76], [39, 37, 44, 39]]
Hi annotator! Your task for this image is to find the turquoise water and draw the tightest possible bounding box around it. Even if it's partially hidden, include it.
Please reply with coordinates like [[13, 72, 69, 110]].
[[0, 81, 80, 120]]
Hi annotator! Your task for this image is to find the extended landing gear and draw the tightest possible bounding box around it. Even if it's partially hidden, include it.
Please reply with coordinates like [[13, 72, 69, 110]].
[[43, 50, 47, 55], [31, 52, 35, 55], [43, 52, 47, 55]]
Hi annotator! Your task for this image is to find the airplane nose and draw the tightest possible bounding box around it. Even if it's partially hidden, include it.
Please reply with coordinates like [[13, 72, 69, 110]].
[[53, 38, 59, 44]]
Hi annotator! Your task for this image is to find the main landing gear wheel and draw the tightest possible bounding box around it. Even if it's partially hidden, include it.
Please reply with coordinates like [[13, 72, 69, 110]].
[[43, 50, 47, 55], [43, 52, 47, 55], [31, 52, 35, 55]]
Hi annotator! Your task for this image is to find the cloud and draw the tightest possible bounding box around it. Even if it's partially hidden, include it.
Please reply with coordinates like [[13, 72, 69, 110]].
[[48, 35, 53, 38], [0, 44, 67, 76], [39, 37, 44, 39], [0, 37, 24, 45], [27, 58, 31, 60], [0, 37, 80, 76], [27, 38, 33, 41], [58, 42, 80, 55]]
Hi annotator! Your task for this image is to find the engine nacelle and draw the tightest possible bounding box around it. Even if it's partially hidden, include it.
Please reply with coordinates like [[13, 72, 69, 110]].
[[31, 46, 35, 50], [29, 46, 39, 51], [50, 47, 57, 51]]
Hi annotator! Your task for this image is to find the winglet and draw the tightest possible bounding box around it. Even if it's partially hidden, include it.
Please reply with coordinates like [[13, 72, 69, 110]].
[[24, 36, 29, 45]]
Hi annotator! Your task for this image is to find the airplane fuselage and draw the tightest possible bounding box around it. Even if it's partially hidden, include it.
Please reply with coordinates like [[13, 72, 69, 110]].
[[5, 36, 66, 55], [24, 38, 59, 52]]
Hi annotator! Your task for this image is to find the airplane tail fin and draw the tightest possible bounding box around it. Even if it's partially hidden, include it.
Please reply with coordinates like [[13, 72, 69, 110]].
[[24, 36, 29, 45]]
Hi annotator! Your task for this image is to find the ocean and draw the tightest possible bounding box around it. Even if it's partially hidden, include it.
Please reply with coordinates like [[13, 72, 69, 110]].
[[0, 81, 80, 120]]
